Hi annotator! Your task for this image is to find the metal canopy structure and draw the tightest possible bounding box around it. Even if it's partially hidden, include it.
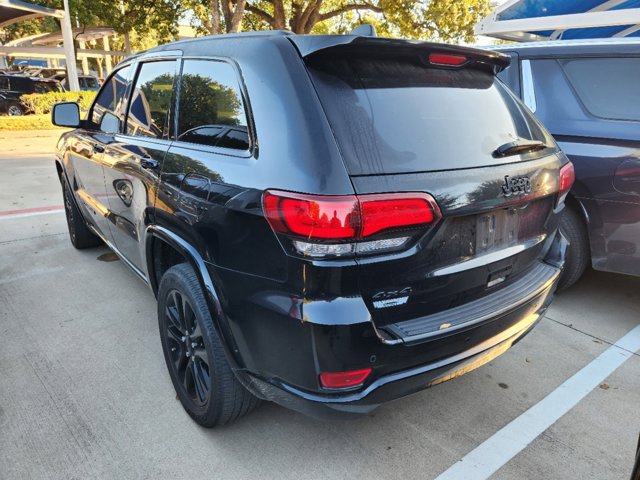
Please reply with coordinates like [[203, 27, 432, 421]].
[[475, 0, 640, 42], [0, 0, 79, 90], [3, 27, 122, 73], [0, 0, 59, 27]]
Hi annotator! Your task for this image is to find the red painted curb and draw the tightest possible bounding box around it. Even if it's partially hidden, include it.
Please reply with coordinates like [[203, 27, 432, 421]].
[[0, 205, 64, 217]]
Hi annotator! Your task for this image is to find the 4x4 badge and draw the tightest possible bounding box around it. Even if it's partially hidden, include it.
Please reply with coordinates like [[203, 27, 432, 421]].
[[502, 175, 532, 197]]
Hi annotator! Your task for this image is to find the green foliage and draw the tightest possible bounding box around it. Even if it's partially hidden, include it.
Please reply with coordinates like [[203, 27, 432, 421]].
[[20, 91, 97, 115], [309, 0, 492, 41], [239, 0, 491, 40]]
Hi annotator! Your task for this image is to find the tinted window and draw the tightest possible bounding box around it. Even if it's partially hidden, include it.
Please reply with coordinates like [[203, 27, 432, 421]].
[[91, 66, 131, 128], [177, 60, 249, 151], [561, 58, 640, 122], [0, 77, 8, 90], [307, 55, 553, 175], [83, 77, 99, 88], [126, 60, 177, 139], [33, 81, 61, 94]]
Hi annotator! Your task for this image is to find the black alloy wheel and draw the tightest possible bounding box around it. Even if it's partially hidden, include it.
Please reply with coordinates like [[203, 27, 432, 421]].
[[158, 263, 260, 427], [164, 289, 212, 406]]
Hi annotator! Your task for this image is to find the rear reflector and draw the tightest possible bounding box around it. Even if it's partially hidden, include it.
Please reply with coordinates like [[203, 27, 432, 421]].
[[319, 368, 372, 389], [263, 190, 441, 241], [429, 53, 468, 66]]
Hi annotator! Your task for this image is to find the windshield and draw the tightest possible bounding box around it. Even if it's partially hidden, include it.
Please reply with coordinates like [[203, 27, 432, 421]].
[[306, 55, 555, 175]]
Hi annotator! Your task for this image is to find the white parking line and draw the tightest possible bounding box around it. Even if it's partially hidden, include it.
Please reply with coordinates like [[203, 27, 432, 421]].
[[436, 324, 640, 480]]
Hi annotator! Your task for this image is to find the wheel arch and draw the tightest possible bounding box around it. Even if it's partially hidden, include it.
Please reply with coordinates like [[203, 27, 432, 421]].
[[565, 193, 589, 226], [564, 193, 599, 263], [145, 225, 247, 371]]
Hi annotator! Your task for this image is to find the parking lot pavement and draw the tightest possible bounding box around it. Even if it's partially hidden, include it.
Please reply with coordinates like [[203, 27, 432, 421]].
[[1, 141, 639, 480]]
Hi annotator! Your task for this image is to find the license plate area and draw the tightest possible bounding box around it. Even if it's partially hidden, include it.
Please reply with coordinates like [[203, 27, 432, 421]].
[[476, 208, 521, 255]]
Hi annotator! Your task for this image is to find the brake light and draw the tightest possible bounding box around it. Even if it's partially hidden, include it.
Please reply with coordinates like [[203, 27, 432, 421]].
[[558, 162, 575, 206], [263, 190, 441, 257], [359, 194, 438, 237], [263, 192, 357, 239], [429, 53, 468, 67], [319, 368, 371, 389]]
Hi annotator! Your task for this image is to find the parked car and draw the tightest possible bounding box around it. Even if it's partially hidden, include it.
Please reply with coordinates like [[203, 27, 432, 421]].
[[52, 29, 572, 427], [0, 74, 63, 115], [51, 73, 101, 91], [490, 39, 640, 289]]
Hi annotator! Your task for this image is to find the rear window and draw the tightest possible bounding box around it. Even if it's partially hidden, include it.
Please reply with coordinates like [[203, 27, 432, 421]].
[[561, 58, 640, 122], [306, 56, 553, 175]]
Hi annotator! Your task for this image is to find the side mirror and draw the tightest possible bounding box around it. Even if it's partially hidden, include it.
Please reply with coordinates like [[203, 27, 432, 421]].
[[100, 111, 120, 134], [52, 102, 81, 128]]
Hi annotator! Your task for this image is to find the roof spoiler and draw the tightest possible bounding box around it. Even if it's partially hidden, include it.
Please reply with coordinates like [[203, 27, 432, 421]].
[[289, 36, 511, 74]]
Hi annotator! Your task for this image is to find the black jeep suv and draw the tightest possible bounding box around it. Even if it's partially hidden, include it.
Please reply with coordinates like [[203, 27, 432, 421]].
[[52, 30, 572, 427]]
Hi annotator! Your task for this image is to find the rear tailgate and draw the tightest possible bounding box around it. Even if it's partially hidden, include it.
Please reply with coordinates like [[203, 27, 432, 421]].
[[349, 155, 562, 335], [301, 37, 566, 338]]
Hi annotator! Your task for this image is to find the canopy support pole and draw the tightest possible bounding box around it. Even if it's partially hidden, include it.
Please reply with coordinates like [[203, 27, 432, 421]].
[[60, 0, 80, 91]]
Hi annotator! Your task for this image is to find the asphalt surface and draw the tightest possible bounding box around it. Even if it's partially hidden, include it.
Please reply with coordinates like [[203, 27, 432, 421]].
[[1, 133, 639, 480]]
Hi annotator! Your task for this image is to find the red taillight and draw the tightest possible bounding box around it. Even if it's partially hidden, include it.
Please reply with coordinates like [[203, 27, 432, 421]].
[[319, 368, 372, 389], [557, 161, 575, 207], [559, 162, 575, 195], [360, 194, 438, 238], [263, 190, 441, 241], [429, 53, 468, 67], [263, 192, 357, 239]]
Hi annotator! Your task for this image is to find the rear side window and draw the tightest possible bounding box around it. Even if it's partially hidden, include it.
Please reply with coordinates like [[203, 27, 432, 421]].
[[176, 59, 249, 151], [306, 55, 553, 175], [126, 60, 178, 139], [561, 58, 640, 122], [91, 65, 131, 128], [0, 77, 9, 90]]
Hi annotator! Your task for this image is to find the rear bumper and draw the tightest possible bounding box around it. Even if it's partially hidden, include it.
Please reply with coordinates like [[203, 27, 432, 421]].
[[236, 268, 558, 420]]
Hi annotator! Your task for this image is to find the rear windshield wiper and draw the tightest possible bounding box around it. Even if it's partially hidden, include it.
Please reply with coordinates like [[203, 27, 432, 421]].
[[493, 139, 549, 158]]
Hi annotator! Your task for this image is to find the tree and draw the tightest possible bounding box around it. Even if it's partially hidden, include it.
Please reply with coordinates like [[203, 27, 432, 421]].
[[241, 0, 490, 40], [189, 0, 247, 34]]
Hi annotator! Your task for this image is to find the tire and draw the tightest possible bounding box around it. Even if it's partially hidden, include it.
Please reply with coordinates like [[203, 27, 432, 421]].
[[557, 206, 590, 291], [61, 175, 102, 249], [157, 263, 260, 427], [7, 102, 25, 116]]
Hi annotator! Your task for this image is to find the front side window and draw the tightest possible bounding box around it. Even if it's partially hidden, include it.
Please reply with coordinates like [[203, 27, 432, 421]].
[[561, 57, 640, 122], [177, 60, 249, 151], [90, 65, 132, 129], [126, 60, 177, 139]]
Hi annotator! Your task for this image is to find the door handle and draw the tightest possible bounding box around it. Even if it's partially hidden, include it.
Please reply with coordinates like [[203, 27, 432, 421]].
[[140, 156, 159, 169], [92, 143, 105, 154]]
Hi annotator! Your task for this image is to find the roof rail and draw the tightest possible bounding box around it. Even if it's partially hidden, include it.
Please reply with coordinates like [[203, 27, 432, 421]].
[[350, 24, 377, 37]]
